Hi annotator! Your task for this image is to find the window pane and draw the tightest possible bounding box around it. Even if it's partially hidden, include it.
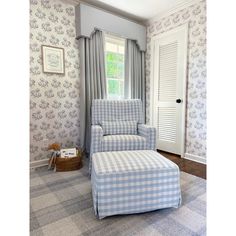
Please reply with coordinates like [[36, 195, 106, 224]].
[[106, 52, 123, 62], [118, 45, 125, 54], [106, 42, 117, 53], [117, 63, 124, 78], [107, 79, 124, 99], [106, 61, 117, 78], [108, 79, 119, 95], [106, 52, 124, 79]]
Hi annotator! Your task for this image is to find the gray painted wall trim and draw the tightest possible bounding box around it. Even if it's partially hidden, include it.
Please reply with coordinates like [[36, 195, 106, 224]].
[[30, 159, 49, 169], [75, 3, 146, 51]]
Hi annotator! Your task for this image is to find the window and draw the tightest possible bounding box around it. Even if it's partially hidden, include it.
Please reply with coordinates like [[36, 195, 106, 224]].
[[105, 34, 125, 99]]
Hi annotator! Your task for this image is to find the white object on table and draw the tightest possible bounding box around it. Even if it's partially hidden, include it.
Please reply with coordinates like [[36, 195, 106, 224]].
[[60, 148, 77, 158]]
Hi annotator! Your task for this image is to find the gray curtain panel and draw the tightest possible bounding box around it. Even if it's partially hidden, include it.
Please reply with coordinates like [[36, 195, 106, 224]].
[[78, 30, 107, 152], [124, 39, 146, 121]]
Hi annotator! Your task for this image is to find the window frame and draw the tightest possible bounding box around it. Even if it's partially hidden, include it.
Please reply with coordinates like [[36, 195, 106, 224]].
[[104, 33, 125, 100]]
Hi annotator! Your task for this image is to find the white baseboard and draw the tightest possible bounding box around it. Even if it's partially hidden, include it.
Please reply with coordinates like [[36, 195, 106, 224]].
[[30, 153, 206, 168], [30, 159, 49, 169], [184, 153, 206, 165]]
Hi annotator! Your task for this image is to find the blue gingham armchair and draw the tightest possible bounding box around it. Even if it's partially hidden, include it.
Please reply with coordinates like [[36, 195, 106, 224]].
[[90, 99, 156, 158]]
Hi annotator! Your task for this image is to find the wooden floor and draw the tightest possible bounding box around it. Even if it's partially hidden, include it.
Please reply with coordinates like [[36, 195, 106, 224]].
[[158, 150, 206, 179]]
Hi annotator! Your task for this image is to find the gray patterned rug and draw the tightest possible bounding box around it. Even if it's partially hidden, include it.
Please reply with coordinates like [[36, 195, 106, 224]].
[[30, 158, 206, 236]]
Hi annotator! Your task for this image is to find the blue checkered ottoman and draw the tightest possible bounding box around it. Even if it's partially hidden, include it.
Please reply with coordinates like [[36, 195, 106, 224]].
[[91, 150, 182, 219]]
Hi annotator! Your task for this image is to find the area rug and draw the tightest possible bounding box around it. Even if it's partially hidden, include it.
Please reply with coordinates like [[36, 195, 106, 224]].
[[30, 159, 206, 236]]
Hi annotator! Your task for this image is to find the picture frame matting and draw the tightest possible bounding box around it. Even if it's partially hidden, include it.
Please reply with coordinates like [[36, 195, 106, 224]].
[[41, 45, 65, 74]]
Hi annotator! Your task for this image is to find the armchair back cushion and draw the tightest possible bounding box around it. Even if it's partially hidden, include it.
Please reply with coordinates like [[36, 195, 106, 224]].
[[91, 99, 144, 125], [101, 120, 137, 135]]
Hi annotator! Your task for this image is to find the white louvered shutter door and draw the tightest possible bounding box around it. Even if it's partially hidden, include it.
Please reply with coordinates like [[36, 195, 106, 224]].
[[151, 25, 188, 156]]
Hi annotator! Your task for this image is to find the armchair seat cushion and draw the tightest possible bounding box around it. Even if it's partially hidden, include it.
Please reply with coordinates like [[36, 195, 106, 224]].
[[102, 135, 146, 152]]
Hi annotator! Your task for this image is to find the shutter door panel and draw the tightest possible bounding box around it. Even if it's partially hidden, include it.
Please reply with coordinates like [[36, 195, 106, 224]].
[[158, 41, 178, 102], [157, 41, 178, 143], [158, 107, 177, 142]]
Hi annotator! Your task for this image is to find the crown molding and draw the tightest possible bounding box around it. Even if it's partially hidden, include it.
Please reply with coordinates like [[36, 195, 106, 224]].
[[144, 0, 203, 26], [60, 0, 145, 24], [59, 0, 78, 5]]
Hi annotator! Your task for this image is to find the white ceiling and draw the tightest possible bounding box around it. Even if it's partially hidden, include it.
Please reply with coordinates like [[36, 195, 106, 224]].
[[62, 0, 194, 23]]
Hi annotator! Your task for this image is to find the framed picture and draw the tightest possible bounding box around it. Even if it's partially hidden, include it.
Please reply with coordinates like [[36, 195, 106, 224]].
[[41, 45, 65, 74]]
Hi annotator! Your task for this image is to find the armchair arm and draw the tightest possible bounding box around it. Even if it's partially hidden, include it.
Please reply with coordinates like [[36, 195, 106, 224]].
[[138, 124, 156, 150], [90, 125, 103, 155]]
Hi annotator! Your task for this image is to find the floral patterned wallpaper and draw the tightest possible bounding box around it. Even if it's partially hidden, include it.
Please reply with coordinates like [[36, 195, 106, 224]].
[[30, 0, 80, 162], [146, 0, 206, 158]]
